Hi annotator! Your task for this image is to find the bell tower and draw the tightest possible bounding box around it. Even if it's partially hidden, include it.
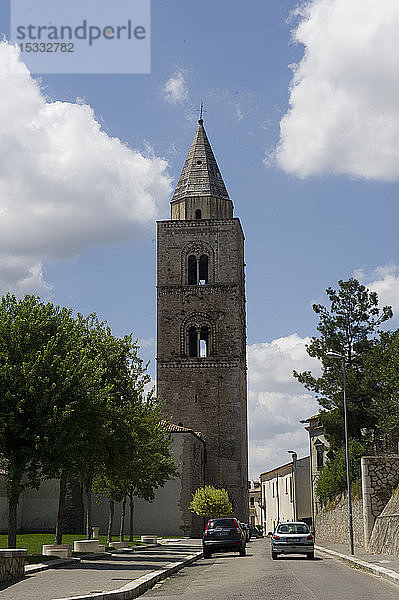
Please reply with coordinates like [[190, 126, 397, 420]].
[[156, 117, 248, 520]]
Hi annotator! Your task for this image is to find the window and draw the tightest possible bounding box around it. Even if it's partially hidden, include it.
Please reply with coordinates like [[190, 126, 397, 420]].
[[187, 254, 208, 285], [285, 478, 288, 495], [315, 439, 325, 469], [199, 255, 208, 284], [181, 313, 216, 357], [250, 497, 255, 506], [316, 447, 324, 469], [188, 326, 197, 357], [188, 255, 197, 285], [195, 209, 202, 219]]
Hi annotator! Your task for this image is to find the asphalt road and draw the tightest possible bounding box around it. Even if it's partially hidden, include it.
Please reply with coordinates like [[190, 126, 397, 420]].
[[143, 538, 399, 600]]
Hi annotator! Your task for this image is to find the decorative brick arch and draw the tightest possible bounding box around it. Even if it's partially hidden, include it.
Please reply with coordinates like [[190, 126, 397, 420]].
[[181, 241, 215, 284], [180, 312, 217, 356]]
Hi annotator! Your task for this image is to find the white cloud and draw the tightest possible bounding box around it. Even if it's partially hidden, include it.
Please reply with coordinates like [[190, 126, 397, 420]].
[[0, 41, 172, 296], [275, 0, 399, 180], [248, 334, 320, 479], [355, 264, 399, 316], [163, 69, 189, 105]]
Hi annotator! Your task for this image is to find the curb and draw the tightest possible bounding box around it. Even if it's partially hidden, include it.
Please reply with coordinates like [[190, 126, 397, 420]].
[[26, 557, 81, 574], [52, 549, 203, 600], [315, 545, 399, 587], [25, 544, 158, 575]]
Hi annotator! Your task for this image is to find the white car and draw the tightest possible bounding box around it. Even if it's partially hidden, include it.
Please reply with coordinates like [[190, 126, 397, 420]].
[[269, 521, 314, 560]]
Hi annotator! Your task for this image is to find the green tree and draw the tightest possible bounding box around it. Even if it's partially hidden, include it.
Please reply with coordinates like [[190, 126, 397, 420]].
[[363, 330, 399, 448], [0, 294, 89, 547], [189, 486, 233, 519], [294, 278, 392, 448], [316, 439, 367, 505]]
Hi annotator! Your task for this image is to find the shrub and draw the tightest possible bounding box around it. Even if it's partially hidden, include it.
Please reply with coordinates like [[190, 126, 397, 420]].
[[189, 486, 233, 518], [316, 439, 367, 505]]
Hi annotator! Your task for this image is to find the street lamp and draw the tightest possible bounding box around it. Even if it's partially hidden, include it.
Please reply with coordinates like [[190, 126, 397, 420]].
[[326, 351, 355, 555], [287, 451, 297, 521]]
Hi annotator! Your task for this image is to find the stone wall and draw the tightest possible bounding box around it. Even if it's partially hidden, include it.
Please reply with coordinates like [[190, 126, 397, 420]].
[[361, 455, 399, 548], [369, 486, 399, 555], [315, 493, 364, 547], [0, 550, 27, 582]]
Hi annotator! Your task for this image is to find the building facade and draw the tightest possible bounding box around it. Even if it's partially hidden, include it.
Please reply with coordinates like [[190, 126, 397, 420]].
[[260, 455, 311, 534], [0, 427, 205, 537], [249, 482, 262, 528], [157, 117, 248, 521], [301, 414, 330, 519]]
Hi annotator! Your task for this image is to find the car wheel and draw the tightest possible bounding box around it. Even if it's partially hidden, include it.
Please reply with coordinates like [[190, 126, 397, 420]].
[[306, 551, 314, 560], [203, 548, 212, 559], [271, 551, 278, 560]]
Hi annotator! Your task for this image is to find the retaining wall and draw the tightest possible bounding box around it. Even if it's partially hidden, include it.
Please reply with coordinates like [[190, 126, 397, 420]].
[[315, 494, 364, 547]]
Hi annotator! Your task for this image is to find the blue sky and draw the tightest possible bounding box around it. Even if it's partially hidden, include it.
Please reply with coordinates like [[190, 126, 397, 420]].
[[1, 0, 399, 478]]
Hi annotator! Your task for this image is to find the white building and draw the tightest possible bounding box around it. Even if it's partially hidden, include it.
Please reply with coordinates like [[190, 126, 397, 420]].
[[260, 454, 311, 534], [249, 482, 262, 528]]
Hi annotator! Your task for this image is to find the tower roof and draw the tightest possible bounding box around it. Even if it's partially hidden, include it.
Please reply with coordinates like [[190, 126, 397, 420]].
[[171, 119, 230, 204]]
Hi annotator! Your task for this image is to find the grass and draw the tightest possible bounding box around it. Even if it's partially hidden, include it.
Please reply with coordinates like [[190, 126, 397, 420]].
[[0, 533, 144, 557]]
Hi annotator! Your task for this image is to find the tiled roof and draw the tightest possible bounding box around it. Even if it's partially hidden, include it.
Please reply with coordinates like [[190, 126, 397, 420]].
[[161, 420, 203, 440], [171, 119, 230, 203]]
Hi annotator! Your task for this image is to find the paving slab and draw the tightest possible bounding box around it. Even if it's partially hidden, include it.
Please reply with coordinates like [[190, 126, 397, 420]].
[[0, 540, 202, 600]]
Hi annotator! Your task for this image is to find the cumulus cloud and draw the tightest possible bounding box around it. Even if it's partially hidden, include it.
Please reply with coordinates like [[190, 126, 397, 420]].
[[163, 69, 189, 105], [355, 264, 399, 316], [275, 0, 399, 180], [0, 42, 172, 295], [248, 334, 320, 479]]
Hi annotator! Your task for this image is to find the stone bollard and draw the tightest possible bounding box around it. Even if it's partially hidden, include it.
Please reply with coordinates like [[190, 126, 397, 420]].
[[0, 549, 27, 582], [92, 527, 100, 539], [141, 535, 157, 544], [42, 545, 72, 558], [73, 540, 100, 553]]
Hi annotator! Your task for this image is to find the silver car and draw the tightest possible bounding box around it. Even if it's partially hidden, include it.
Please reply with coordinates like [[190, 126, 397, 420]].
[[269, 521, 314, 560]]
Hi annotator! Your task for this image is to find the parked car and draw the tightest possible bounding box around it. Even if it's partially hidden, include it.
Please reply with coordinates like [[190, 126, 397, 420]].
[[203, 517, 246, 558], [269, 521, 314, 560], [249, 525, 263, 538], [240, 522, 251, 542]]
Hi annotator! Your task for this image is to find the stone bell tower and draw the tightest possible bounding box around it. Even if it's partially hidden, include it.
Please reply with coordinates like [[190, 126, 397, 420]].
[[157, 117, 248, 521]]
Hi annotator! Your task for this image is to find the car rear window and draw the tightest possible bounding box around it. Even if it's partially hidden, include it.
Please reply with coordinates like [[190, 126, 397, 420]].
[[277, 523, 309, 534], [208, 519, 236, 528]]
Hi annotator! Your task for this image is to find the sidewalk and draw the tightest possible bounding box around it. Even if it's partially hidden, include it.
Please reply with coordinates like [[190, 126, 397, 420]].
[[316, 541, 399, 586], [0, 539, 203, 600]]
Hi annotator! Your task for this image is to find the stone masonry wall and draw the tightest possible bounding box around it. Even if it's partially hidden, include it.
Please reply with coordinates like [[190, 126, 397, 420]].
[[315, 493, 364, 547], [0, 550, 27, 582], [361, 455, 399, 548]]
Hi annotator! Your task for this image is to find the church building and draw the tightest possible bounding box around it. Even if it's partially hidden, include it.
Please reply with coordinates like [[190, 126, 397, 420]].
[[157, 116, 249, 524]]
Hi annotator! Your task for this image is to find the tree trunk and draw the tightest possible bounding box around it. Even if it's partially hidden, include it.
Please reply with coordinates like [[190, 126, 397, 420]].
[[129, 493, 134, 542], [8, 498, 18, 549], [85, 485, 92, 539], [119, 495, 126, 542], [55, 470, 68, 545], [7, 477, 20, 548], [107, 499, 114, 545]]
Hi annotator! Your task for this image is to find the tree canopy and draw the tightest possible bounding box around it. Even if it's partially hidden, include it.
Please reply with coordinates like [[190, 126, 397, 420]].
[[189, 486, 233, 519], [294, 278, 392, 448]]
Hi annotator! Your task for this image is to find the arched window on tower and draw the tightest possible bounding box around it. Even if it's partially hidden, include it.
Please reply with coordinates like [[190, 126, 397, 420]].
[[188, 255, 197, 285], [195, 209, 202, 220], [199, 255, 208, 285], [185, 323, 212, 358]]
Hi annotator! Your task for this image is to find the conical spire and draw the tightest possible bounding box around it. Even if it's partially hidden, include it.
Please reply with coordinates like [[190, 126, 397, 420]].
[[171, 119, 233, 221]]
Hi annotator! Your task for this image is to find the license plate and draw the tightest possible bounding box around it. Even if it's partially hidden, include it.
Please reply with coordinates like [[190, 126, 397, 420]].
[[291, 538, 300, 543]]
